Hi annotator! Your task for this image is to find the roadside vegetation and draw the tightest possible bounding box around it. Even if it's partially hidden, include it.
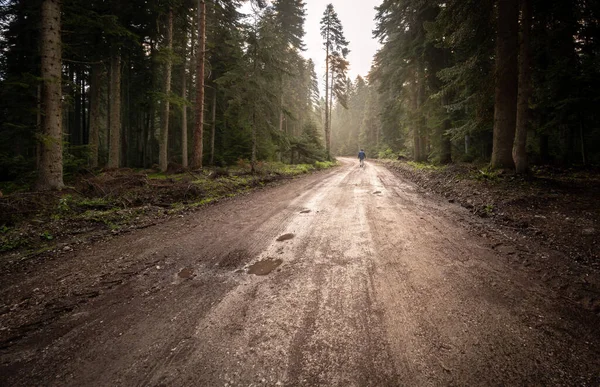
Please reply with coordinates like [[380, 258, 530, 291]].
[[0, 161, 336, 258]]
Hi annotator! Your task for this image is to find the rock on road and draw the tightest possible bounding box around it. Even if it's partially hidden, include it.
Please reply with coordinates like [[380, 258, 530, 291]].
[[1, 158, 599, 386]]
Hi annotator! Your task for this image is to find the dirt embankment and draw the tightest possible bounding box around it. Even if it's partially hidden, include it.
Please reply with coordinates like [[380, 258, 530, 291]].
[[380, 160, 599, 268], [380, 160, 600, 316], [0, 163, 335, 261]]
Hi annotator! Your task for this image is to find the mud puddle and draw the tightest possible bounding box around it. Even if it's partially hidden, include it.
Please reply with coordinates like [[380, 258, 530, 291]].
[[248, 258, 283, 276], [277, 233, 295, 242], [178, 268, 195, 279]]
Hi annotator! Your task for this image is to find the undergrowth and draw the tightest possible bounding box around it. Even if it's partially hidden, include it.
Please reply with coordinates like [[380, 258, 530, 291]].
[[0, 161, 337, 255]]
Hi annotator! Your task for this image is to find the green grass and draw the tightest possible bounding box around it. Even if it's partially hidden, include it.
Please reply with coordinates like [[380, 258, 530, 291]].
[[472, 167, 503, 181], [315, 160, 336, 169], [406, 161, 446, 171], [0, 160, 338, 255]]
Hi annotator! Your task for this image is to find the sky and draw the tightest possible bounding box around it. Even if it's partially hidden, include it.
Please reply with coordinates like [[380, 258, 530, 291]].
[[302, 0, 381, 82], [242, 0, 381, 88]]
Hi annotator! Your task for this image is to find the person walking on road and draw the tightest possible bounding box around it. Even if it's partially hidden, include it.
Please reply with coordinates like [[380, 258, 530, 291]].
[[358, 149, 366, 168]]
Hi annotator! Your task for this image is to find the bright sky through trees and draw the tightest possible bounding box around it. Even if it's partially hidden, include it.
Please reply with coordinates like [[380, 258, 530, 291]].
[[242, 0, 380, 87]]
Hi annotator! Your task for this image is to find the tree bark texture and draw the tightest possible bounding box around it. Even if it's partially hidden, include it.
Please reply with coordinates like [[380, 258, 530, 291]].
[[415, 63, 427, 162], [513, 0, 532, 174], [36, 0, 64, 191], [491, 0, 519, 169], [411, 75, 422, 162], [324, 30, 330, 159], [192, 0, 206, 169], [181, 23, 189, 168], [210, 87, 217, 165], [159, 8, 173, 172], [89, 63, 102, 168], [108, 50, 121, 168]]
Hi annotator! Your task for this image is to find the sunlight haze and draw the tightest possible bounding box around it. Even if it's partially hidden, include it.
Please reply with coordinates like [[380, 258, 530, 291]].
[[242, 0, 381, 89]]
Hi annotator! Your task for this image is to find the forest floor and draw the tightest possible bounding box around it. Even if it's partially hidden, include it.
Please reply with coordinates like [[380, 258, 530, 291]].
[[1, 158, 599, 386], [0, 161, 335, 259]]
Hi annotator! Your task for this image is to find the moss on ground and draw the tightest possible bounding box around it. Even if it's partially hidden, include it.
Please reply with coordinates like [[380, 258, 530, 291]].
[[0, 161, 337, 256]]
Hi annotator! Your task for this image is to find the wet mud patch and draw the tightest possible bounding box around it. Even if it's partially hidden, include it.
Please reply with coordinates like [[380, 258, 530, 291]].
[[218, 249, 251, 268], [373, 191, 382, 195], [277, 233, 295, 242], [178, 267, 195, 279], [247, 258, 283, 276], [300, 209, 311, 214]]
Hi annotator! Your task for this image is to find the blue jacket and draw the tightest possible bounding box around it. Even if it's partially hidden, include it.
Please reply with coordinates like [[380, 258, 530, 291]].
[[358, 151, 366, 160]]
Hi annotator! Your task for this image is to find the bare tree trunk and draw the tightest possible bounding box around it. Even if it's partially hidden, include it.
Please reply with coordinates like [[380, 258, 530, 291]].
[[412, 75, 421, 161], [439, 118, 452, 164], [81, 71, 88, 145], [437, 79, 453, 164], [192, 0, 206, 169], [89, 63, 102, 168], [251, 113, 257, 173], [159, 8, 173, 172], [491, 0, 519, 169], [279, 92, 284, 133], [108, 50, 121, 169], [324, 32, 330, 159], [415, 63, 427, 162], [36, 84, 42, 170], [36, 0, 64, 190], [181, 24, 189, 168], [579, 115, 586, 165], [513, 0, 532, 174], [210, 87, 217, 165], [329, 66, 334, 144]]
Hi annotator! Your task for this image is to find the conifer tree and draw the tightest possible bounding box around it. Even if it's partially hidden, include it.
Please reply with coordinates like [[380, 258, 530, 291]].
[[491, 0, 519, 169], [36, 0, 64, 190], [320, 3, 348, 158]]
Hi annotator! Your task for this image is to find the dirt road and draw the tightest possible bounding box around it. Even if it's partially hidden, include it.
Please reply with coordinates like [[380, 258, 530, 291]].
[[1, 159, 599, 386]]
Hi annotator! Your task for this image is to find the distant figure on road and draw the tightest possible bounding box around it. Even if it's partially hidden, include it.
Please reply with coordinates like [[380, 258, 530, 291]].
[[358, 149, 366, 168]]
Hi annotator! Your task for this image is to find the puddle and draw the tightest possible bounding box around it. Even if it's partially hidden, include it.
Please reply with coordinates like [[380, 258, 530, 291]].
[[178, 268, 195, 279], [277, 233, 295, 242], [248, 258, 283, 276], [373, 191, 382, 194], [300, 210, 311, 214]]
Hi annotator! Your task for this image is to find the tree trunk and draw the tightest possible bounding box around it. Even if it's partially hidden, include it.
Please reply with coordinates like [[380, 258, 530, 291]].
[[491, 0, 519, 169], [439, 92, 452, 164], [251, 113, 257, 173], [159, 8, 173, 172], [513, 0, 532, 174], [324, 31, 330, 159], [36, 84, 42, 170], [89, 63, 102, 168], [108, 49, 121, 169], [579, 115, 586, 165], [36, 0, 64, 191], [81, 71, 88, 145], [210, 87, 217, 165], [279, 92, 284, 133], [440, 118, 452, 164], [192, 0, 206, 169], [412, 75, 421, 161], [181, 23, 189, 169], [415, 63, 427, 162], [329, 66, 334, 149], [74, 69, 82, 145]]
